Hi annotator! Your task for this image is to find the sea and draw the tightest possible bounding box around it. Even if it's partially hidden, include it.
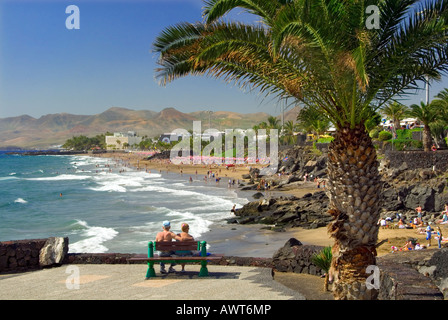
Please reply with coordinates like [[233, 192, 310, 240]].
[[0, 151, 251, 254]]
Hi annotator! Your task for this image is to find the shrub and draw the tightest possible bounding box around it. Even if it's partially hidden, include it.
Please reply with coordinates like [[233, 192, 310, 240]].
[[317, 137, 334, 143], [378, 131, 393, 141], [391, 139, 423, 151], [369, 128, 380, 139], [311, 246, 332, 292]]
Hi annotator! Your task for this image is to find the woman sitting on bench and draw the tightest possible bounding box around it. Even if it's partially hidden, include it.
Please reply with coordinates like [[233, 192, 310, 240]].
[[175, 223, 196, 273]]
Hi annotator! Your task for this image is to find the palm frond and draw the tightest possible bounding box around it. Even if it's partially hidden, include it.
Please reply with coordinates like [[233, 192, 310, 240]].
[[153, 0, 448, 129]]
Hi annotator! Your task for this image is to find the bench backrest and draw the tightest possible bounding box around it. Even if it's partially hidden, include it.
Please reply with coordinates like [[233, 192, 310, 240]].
[[154, 241, 198, 252], [148, 240, 208, 258]]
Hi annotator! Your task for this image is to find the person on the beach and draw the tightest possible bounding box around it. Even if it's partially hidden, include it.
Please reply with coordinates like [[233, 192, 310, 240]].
[[175, 223, 195, 273], [438, 212, 448, 224], [426, 223, 433, 247], [155, 221, 177, 273], [438, 204, 448, 224], [437, 227, 443, 248], [415, 205, 423, 220]]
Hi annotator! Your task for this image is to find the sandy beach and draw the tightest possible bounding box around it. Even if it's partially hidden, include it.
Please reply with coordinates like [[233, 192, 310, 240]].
[[86, 151, 448, 259]]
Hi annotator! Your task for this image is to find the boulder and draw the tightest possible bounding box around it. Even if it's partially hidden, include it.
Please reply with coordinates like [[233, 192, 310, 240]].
[[252, 192, 265, 199], [400, 185, 436, 212], [39, 237, 69, 267], [272, 238, 325, 275]]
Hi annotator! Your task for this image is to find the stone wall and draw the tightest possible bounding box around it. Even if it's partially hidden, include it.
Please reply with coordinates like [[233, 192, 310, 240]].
[[385, 150, 448, 171], [0, 239, 48, 273], [64, 252, 273, 268], [0, 237, 68, 273], [377, 249, 448, 300]]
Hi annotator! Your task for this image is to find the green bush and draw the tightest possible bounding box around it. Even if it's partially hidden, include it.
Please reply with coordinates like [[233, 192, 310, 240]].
[[369, 128, 380, 139], [395, 129, 410, 140], [378, 131, 393, 141], [317, 137, 334, 143], [396, 128, 422, 140], [390, 139, 423, 151]]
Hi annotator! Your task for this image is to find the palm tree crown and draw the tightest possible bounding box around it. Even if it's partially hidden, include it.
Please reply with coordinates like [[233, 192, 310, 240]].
[[154, 0, 448, 130]]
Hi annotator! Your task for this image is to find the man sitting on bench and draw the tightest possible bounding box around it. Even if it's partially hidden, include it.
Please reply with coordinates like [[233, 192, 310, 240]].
[[155, 220, 177, 274]]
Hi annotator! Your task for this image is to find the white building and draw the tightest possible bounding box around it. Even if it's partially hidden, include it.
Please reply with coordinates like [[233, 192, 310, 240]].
[[105, 131, 142, 150]]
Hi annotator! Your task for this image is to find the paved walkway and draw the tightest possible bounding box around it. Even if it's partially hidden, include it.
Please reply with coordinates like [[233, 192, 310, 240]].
[[0, 264, 305, 300]]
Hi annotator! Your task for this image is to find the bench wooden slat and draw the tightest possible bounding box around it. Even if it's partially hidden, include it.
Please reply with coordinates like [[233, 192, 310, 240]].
[[155, 241, 198, 251], [129, 255, 223, 262]]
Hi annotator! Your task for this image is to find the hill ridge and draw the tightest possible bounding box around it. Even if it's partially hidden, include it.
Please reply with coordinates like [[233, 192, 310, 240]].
[[0, 107, 280, 149]]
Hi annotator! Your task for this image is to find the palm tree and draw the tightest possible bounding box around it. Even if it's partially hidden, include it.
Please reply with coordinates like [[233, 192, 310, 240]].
[[431, 88, 448, 147], [267, 115, 281, 130], [258, 121, 268, 130], [381, 102, 409, 131], [153, 0, 448, 299], [296, 105, 332, 137], [281, 120, 296, 145], [407, 101, 439, 151]]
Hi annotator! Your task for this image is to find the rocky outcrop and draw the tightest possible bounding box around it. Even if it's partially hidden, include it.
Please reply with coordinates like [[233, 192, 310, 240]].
[[379, 158, 448, 221], [277, 146, 327, 176], [272, 238, 326, 276], [230, 192, 332, 230], [236, 145, 448, 231]]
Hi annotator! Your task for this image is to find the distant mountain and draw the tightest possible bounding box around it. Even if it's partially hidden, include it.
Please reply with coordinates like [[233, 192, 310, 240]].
[[0, 107, 273, 149]]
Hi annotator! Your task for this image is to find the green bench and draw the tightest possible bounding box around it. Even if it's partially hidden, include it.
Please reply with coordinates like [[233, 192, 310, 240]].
[[128, 240, 223, 279]]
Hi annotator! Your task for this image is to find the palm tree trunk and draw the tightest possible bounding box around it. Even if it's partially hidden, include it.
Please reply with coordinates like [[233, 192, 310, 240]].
[[393, 119, 401, 132], [423, 125, 432, 152], [326, 123, 381, 300]]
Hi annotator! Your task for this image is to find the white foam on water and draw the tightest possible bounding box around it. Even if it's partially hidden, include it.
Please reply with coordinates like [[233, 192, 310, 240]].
[[14, 198, 27, 204], [165, 210, 216, 239], [26, 174, 91, 181], [0, 176, 18, 181], [89, 172, 147, 192], [68, 220, 119, 253], [88, 169, 165, 193]]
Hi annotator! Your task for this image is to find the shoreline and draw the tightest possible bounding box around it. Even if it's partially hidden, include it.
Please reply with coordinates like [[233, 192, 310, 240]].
[[77, 151, 447, 258], [84, 152, 329, 256]]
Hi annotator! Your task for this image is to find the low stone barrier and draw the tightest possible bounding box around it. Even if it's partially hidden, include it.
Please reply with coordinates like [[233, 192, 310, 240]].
[[64, 252, 273, 268], [0, 237, 68, 273], [377, 249, 448, 300], [385, 150, 448, 172]]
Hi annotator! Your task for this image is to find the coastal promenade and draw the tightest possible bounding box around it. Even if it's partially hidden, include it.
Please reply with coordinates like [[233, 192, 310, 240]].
[[0, 263, 306, 300]]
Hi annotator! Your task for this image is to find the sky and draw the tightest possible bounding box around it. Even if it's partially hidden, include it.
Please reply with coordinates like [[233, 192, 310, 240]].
[[0, 0, 447, 119]]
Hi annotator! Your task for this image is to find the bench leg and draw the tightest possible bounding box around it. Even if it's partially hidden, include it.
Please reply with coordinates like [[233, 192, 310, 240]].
[[199, 261, 209, 277], [145, 262, 156, 279]]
